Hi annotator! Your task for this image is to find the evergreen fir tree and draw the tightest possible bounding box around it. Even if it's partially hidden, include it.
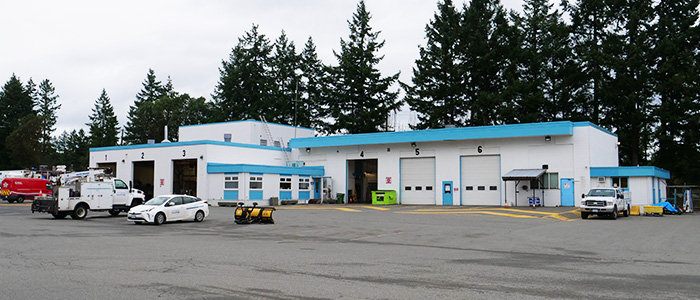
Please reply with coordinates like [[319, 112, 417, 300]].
[[54, 129, 90, 171], [36, 79, 61, 159], [602, 0, 655, 166], [298, 37, 328, 132], [565, 0, 617, 124], [515, 0, 571, 123], [326, 0, 401, 134], [88, 89, 120, 147], [213, 24, 274, 122], [404, 0, 466, 129], [269, 30, 301, 125], [459, 0, 519, 126], [0, 74, 36, 169], [124, 69, 165, 144], [652, 0, 700, 184]]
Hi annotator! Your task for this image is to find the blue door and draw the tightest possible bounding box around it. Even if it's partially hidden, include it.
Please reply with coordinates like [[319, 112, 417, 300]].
[[442, 181, 453, 205], [560, 178, 574, 206]]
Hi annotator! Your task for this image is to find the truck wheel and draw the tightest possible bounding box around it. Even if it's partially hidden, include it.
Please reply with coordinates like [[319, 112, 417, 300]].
[[154, 212, 165, 225], [610, 206, 618, 220], [16, 196, 25, 203], [194, 210, 205, 222], [581, 212, 589, 219], [71, 204, 88, 220], [623, 205, 630, 217], [108, 209, 121, 217], [52, 212, 68, 219]]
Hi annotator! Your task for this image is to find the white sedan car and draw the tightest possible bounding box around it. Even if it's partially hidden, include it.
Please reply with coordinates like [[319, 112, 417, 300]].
[[127, 195, 209, 225]]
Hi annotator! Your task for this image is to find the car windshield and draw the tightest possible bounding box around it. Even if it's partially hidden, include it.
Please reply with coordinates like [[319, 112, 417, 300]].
[[587, 189, 615, 197], [143, 196, 170, 206]]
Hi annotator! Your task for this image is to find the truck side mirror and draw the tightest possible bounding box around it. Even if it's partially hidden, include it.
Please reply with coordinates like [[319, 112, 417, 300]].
[[581, 194, 585, 199]]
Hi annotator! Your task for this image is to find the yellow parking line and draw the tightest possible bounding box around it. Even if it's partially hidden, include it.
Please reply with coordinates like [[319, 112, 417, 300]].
[[402, 208, 577, 221], [336, 207, 361, 212], [359, 206, 390, 211], [0, 203, 31, 207], [401, 210, 541, 219]]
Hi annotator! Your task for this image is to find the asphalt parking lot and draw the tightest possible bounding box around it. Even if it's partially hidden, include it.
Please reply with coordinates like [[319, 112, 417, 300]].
[[1, 202, 699, 300]]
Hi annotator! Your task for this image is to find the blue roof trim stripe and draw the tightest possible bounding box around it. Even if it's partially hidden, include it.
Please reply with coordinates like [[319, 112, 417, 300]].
[[207, 163, 325, 176], [180, 119, 313, 131], [572, 121, 617, 137], [290, 121, 575, 148], [90, 140, 291, 152], [590, 166, 670, 179]]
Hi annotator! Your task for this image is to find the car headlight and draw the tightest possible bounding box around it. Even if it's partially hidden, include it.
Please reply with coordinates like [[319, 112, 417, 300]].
[[581, 201, 585, 206]]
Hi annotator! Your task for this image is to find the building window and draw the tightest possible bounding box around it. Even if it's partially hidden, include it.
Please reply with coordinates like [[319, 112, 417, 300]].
[[259, 139, 267, 146], [611, 177, 628, 188], [250, 176, 263, 190], [299, 177, 310, 190], [532, 173, 559, 189], [280, 176, 292, 190], [224, 176, 238, 189]]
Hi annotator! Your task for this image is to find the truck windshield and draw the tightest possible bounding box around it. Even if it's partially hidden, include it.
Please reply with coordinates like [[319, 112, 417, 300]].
[[587, 189, 615, 197], [143, 196, 170, 206]]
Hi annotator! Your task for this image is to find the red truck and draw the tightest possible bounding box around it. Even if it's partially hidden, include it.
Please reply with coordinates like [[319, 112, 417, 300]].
[[1, 178, 54, 203]]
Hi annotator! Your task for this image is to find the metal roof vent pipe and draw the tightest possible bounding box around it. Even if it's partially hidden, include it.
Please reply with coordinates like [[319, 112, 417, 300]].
[[162, 125, 171, 143]]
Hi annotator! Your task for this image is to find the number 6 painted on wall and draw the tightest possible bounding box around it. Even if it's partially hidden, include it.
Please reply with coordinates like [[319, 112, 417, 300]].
[[477, 146, 483, 153]]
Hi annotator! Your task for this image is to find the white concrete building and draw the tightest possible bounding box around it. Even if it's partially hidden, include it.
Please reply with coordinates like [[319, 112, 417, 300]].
[[89, 120, 668, 207], [290, 121, 668, 207]]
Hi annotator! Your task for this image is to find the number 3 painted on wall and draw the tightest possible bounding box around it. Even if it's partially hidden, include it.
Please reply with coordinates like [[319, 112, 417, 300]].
[[182, 150, 186, 157]]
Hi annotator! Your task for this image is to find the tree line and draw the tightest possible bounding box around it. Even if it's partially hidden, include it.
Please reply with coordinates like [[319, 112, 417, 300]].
[[0, 0, 698, 185]]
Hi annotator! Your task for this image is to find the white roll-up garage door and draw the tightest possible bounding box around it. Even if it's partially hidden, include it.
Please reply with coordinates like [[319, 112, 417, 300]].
[[400, 157, 436, 205], [461, 155, 501, 205]]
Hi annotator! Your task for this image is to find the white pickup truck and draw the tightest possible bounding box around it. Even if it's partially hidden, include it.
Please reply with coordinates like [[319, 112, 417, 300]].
[[580, 188, 631, 219]]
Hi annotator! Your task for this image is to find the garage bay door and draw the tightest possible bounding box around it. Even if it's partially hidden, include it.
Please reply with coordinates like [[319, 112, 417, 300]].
[[461, 155, 501, 205], [400, 157, 436, 205]]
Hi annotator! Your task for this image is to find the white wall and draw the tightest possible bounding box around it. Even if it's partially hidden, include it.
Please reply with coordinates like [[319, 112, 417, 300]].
[[179, 120, 314, 146], [297, 125, 617, 207], [90, 143, 290, 201]]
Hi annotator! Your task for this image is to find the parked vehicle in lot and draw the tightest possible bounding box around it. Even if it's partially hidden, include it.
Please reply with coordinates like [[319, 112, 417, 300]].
[[580, 187, 631, 219], [127, 195, 208, 225], [31, 169, 145, 219], [1, 178, 54, 203]]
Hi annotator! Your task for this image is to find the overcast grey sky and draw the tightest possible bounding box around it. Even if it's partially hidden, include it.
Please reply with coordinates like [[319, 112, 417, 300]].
[[1, 0, 524, 136]]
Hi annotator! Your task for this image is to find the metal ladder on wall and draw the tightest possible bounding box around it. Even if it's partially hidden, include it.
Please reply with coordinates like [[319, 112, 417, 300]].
[[260, 116, 290, 164]]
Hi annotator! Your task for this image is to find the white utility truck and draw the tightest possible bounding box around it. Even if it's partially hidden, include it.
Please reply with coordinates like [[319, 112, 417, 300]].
[[31, 169, 145, 220], [580, 187, 631, 219]]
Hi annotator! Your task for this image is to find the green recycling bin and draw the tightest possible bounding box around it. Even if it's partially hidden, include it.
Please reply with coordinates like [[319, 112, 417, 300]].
[[336, 193, 345, 204], [372, 190, 397, 205]]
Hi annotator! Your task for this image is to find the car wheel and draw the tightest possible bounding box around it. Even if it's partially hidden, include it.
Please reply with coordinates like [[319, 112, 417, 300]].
[[611, 206, 618, 220], [16, 196, 25, 203], [71, 204, 88, 220], [52, 212, 68, 219], [134, 221, 143, 225], [194, 210, 205, 222], [581, 212, 589, 219], [7, 199, 15, 203], [154, 212, 166, 225], [108, 209, 121, 217]]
